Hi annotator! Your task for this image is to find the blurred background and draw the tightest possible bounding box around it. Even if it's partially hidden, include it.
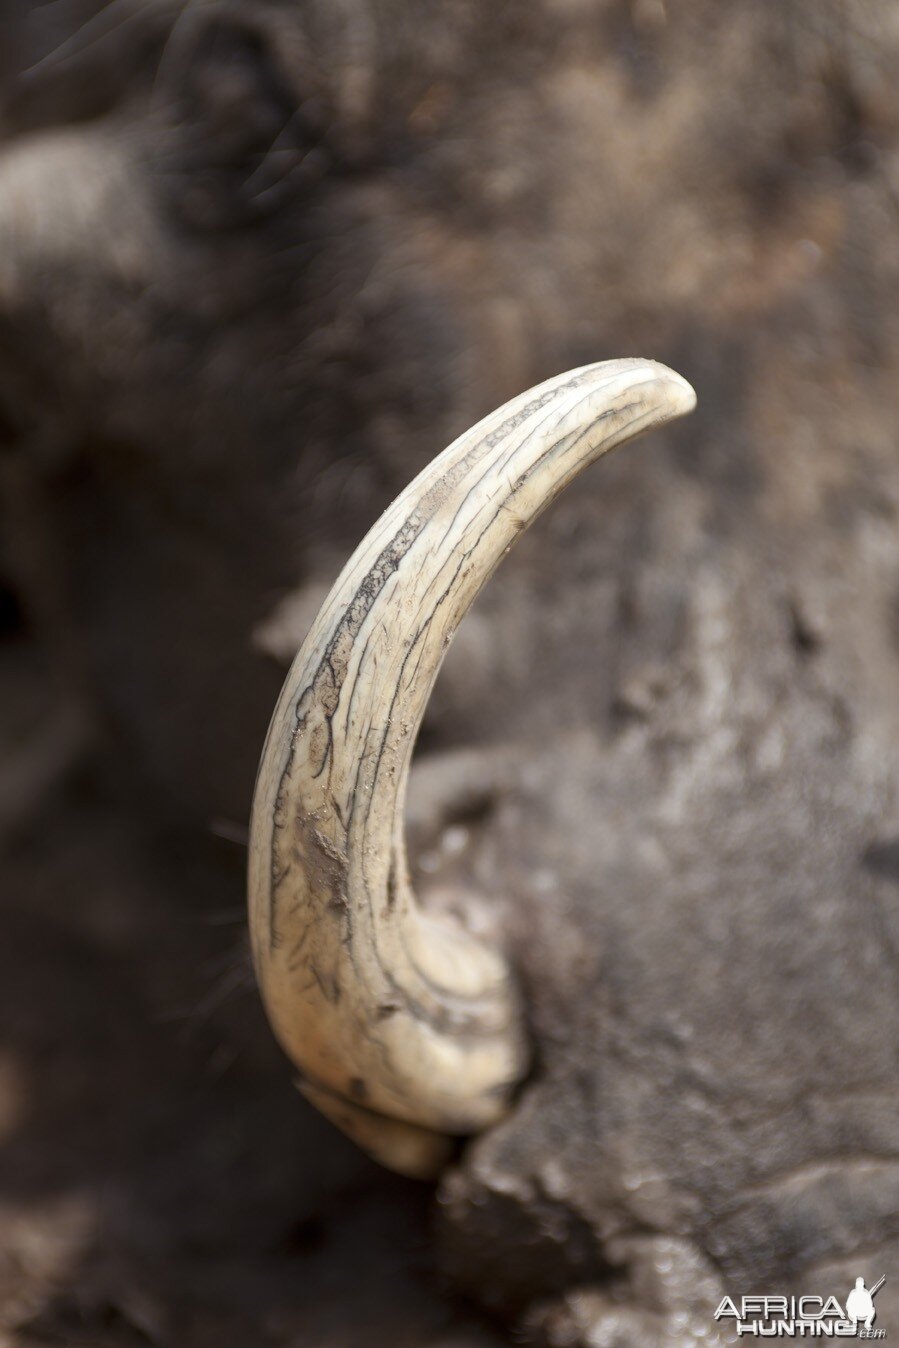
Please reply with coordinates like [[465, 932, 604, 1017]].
[[0, 2, 898, 1345]]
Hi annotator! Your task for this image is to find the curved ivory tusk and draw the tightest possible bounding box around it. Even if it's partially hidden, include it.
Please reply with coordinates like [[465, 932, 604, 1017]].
[[248, 359, 696, 1170]]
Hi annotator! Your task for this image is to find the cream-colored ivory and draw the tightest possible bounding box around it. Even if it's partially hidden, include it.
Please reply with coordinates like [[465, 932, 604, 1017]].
[[248, 359, 696, 1173]]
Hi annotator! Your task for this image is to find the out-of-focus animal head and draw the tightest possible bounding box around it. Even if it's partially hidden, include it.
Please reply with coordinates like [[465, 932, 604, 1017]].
[[2, 3, 899, 1342]]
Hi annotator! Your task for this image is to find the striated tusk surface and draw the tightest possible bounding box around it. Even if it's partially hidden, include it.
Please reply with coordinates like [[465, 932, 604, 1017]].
[[248, 359, 696, 1173]]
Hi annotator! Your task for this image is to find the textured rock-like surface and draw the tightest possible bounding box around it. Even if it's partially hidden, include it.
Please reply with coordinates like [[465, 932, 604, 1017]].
[[431, 424, 899, 1336]]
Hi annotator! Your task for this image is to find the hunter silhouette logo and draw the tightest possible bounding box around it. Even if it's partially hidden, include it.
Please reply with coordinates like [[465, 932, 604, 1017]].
[[847, 1279, 885, 1333], [715, 1275, 886, 1338]]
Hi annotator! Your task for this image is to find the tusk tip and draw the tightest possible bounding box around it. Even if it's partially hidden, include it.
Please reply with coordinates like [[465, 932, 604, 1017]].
[[646, 360, 698, 418], [578, 357, 696, 431]]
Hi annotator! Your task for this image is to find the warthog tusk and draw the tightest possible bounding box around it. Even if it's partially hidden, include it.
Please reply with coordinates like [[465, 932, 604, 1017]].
[[248, 359, 696, 1175]]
